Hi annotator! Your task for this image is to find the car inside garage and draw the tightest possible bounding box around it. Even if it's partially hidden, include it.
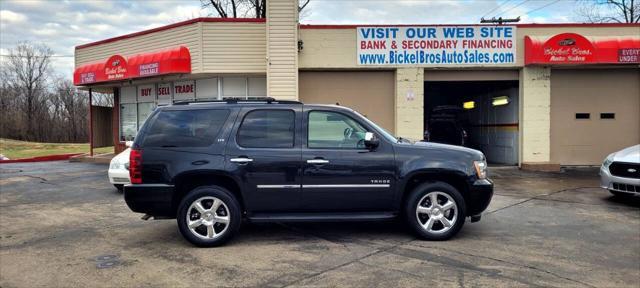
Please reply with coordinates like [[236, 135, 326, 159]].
[[424, 79, 519, 165]]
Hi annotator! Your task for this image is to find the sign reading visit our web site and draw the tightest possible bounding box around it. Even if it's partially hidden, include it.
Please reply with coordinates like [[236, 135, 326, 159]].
[[357, 26, 516, 66]]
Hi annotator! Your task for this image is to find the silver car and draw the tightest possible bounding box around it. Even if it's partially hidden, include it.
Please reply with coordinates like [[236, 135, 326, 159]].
[[600, 144, 640, 197]]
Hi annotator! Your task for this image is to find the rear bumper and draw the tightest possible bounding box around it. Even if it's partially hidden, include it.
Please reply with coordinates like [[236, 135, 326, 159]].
[[466, 178, 494, 216], [124, 184, 175, 217], [108, 168, 130, 185]]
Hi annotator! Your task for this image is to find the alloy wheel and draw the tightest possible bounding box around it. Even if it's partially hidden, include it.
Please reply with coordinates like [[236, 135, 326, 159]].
[[415, 191, 458, 234], [186, 196, 231, 240]]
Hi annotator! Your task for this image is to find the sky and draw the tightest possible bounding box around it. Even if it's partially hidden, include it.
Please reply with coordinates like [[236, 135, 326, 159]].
[[0, 0, 593, 78]]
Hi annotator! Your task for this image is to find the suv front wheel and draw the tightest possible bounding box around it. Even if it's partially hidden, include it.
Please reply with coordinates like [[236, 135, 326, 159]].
[[177, 185, 241, 247], [405, 182, 466, 240]]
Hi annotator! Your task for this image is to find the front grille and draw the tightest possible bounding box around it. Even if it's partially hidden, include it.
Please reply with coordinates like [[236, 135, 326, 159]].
[[609, 162, 640, 179], [612, 183, 640, 193]]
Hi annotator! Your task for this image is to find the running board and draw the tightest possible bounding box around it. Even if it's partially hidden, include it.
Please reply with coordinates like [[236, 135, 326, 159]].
[[248, 212, 397, 223]]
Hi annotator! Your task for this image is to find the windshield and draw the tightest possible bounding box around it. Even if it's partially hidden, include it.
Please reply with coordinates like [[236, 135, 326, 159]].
[[354, 111, 404, 143]]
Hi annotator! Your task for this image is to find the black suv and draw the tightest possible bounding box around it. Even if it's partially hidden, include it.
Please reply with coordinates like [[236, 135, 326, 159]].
[[124, 98, 493, 247]]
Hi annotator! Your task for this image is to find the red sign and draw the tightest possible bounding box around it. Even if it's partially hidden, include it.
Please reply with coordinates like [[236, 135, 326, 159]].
[[157, 84, 171, 97], [525, 33, 640, 65], [104, 55, 128, 80], [80, 72, 95, 84], [619, 48, 640, 63], [139, 62, 159, 76]]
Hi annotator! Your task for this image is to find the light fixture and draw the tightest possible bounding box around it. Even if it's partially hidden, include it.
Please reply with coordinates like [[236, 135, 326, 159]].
[[492, 96, 510, 106], [463, 101, 475, 109]]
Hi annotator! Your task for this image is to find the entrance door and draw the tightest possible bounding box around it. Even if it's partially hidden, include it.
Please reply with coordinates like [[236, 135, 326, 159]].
[[226, 107, 303, 213], [301, 109, 396, 212]]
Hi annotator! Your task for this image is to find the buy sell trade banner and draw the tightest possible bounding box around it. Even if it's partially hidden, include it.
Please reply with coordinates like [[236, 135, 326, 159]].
[[357, 26, 516, 66]]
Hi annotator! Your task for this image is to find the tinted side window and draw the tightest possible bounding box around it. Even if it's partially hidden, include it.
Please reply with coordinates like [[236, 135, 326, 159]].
[[308, 111, 367, 149], [237, 110, 295, 148], [142, 109, 230, 147]]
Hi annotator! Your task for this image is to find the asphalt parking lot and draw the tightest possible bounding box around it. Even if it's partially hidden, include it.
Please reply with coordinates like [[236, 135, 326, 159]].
[[1, 161, 639, 287]]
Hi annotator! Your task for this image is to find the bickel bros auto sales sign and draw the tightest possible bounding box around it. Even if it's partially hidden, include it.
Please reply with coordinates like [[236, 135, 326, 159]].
[[357, 26, 516, 66]]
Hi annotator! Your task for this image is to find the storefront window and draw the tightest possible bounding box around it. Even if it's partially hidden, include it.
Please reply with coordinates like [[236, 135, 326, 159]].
[[137, 102, 156, 129], [222, 77, 247, 99], [120, 103, 137, 141]]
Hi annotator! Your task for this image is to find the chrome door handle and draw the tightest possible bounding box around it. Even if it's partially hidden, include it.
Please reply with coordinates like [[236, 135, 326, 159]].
[[307, 159, 329, 164], [230, 157, 253, 164]]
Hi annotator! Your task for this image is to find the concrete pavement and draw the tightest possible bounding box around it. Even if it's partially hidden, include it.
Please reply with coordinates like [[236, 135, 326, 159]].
[[1, 162, 638, 287]]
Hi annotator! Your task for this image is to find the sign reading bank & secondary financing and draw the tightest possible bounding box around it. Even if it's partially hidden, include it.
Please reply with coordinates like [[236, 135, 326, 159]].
[[357, 26, 516, 66]]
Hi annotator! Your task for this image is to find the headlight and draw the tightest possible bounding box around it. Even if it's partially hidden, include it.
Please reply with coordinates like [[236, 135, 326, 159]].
[[602, 153, 615, 169], [473, 160, 487, 179], [110, 160, 121, 169]]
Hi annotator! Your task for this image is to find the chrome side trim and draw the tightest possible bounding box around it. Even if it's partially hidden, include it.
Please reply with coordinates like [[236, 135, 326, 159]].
[[124, 184, 175, 188], [230, 158, 253, 163], [302, 184, 390, 188], [257, 185, 301, 189], [256, 184, 391, 189], [307, 159, 330, 164]]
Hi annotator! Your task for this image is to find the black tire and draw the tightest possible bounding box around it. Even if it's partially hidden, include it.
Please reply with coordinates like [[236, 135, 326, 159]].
[[177, 185, 241, 247], [405, 182, 466, 241], [113, 184, 124, 192]]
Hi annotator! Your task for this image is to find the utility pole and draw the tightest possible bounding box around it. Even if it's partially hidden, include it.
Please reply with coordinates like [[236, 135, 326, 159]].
[[480, 17, 521, 24]]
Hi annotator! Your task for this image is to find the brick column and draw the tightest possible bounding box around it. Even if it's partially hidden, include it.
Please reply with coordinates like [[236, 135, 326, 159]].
[[395, 68, 424, 140], [520, 66, 557, 171]]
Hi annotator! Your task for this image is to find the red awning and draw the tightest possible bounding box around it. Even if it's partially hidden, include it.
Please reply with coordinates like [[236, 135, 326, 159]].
[[73, 46, 191, 86], [73, 61, 105, 85], [127, 46, 191, 78], [525, 33, 640, 65]]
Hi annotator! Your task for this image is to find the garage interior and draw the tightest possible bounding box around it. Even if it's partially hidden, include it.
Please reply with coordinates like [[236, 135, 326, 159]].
[[424, 80, 519, 165]]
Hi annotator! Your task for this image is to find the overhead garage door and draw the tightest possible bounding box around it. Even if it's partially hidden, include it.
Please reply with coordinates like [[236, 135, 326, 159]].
[[551, 69, 640, 165], [299, 71, 395, 133]]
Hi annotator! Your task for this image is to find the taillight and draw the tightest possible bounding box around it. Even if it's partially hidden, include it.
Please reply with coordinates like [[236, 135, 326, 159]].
[[129, 148, 143, 184]]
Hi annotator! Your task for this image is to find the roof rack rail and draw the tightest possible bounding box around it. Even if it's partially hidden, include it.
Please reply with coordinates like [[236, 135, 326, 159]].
[[173, 97, 303, 105]]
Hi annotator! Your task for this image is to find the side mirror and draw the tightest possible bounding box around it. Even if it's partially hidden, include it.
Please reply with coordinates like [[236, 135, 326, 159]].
[[125, 141, 133, 148], [364, 132, 379, 150]]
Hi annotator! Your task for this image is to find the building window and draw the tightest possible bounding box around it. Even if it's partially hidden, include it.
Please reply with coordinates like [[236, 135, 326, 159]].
[[137, 102, 156, 130], [248, 77, 267, 98], [120, 86, 138, 141], [600, 113, 615, 119], [120, 103, 137, 141], [222, 77, 247, 99], [196, 78, 218, 100], [575, 113, 590, 119], [222, 76, 267, 100]]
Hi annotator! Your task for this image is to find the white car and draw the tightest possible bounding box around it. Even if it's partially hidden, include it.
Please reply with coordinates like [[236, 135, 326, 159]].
[[109, 148, 131, 191], [600, 144, 640, 197]]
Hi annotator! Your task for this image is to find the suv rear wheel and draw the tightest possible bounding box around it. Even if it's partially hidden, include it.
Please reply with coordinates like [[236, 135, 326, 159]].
[[405, 182, 466, 240], [177, 185, 241, 247]]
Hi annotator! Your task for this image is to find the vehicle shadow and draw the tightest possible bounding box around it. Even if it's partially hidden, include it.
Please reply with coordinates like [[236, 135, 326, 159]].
[[233, 220, 413, 246], [605, 194, 640, 208]]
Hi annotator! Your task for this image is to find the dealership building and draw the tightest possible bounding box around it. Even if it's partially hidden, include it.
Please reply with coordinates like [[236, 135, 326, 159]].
[[73, 0, 640, 169]]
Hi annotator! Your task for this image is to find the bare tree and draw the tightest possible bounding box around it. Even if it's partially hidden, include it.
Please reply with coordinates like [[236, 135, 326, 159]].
[[54, 79, 89, 142], [2, 42, 53, 141], [576, 0, 640, 23], [0, 43, 91, 143], [202, 0, 310, 18]]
